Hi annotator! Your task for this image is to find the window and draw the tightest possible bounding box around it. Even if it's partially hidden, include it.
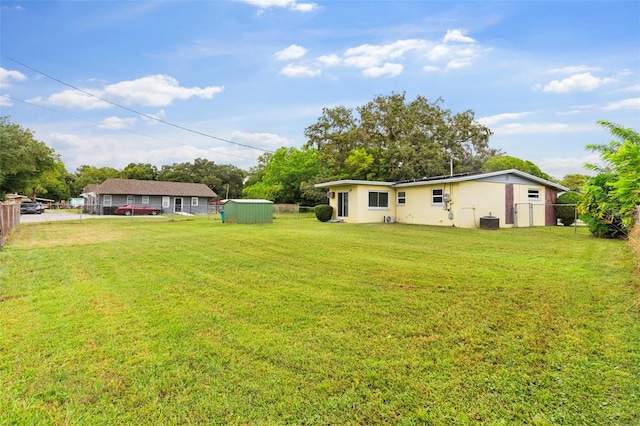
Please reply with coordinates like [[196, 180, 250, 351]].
[[103, 195, 112, 206], [432, 189, 443, 205], [528, 189, 540, 200], [191, 197, 198, 206], [368, 191, 389, 208], [162, 196, 170, 208], [142, 196, 149, 204], [127, 195, 134, 204], [397, 191, 406, 206]]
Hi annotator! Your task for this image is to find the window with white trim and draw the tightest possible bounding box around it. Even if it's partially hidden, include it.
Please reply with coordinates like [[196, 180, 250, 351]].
[[528, 189, 540, 200], [432, 189, 443, 205], [142, 196, 149, 204], [127, 195, 134, 204], [191, 197, 198, 206], [397, 191, 406, 206], [103, 195, 112, 206], [162, 196, 170, 208], [368, 191, 389, 208]]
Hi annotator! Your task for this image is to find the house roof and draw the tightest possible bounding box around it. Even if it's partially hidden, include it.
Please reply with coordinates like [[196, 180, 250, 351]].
[[91, 179, 218, 197], [315, 170, 569, 192], [314, 179, 394, 188]]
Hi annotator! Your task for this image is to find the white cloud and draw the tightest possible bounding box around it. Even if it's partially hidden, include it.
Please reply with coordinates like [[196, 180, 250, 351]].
[[445, 59, 472, 70], [239, 0, 318, 13], [280, 63, 321, 78], [545, 65, 598, 75], [603, 97, 640, 110], [422, 65, 440, 72], [492, 122, 594, 135], [141, 109, 167, 124], [0, 95, 13, 107], [542, 72, 615, 93], [98, 116, 138, 129], [344, 39, 427, 70], [47, 89, 109, 110], [230, 131, 294, 149], [614, 84, 640, 93], [536, 155, 599, 179], [317, 54, 341, 67], [275, 44, 307, 60], [42, 74, 224, 109], [363, 63, 403, 78], [443, 29, 475, 43], [280, 30, 486, 79], [477, 112, 533, 126], [104, 75, 223, 106], [0, 67, 27, 89]]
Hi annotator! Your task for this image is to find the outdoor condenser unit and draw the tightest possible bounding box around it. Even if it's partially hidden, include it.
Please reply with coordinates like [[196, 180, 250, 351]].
[[384, 215, 395, 223]]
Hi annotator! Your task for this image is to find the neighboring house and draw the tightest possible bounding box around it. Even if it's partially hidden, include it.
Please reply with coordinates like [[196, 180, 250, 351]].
[[315, 169, 569, 228], [81, 178, 217, 215]]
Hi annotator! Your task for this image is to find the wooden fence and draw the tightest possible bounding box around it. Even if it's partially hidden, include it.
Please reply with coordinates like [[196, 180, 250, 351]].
[[0, 202, 20, 248]]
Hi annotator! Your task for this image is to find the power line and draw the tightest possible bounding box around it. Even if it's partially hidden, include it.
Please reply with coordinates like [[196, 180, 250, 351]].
[[1, 94, 258, 161], [4, 56, 275, 154]]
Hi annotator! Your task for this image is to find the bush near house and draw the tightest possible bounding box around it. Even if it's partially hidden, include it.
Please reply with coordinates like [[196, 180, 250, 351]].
[[556, 191, 582, 226], [314, 204, 333, 222]]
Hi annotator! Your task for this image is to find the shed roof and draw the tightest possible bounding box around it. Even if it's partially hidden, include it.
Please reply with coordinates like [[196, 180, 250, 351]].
[[92, 179, 217, 197], [223, 199, 274, 204]]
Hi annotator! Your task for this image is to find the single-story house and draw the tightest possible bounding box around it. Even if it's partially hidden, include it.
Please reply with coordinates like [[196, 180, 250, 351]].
[[81, 178, 217, 215], [315, 169, 569, 228]]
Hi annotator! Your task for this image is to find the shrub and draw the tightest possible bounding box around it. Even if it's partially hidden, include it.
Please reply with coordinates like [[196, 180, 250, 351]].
[[314, 204, 333, 222], [556, 191, 582, 226]]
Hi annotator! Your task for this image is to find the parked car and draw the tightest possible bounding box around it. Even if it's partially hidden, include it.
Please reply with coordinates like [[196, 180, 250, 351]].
[[20, 200, 43, 214], [116, 204, 162, 216]]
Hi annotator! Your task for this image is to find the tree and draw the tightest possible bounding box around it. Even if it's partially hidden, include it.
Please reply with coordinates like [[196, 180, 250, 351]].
[[0, 116, 56, 198], [158, 158, 245, 197], [559, 174, 590, 192], [481, 155, 551, 180], [71, 165, 121, 196], [242, 147, 323, 204], [578, 121, 640, 238], [304, 93, 499, 181], [35, 158, 72, 201], [122, 163, 158, 180]]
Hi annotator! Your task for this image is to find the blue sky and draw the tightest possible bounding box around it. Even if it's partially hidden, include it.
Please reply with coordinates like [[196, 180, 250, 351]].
[[1, 1, 638, 179]]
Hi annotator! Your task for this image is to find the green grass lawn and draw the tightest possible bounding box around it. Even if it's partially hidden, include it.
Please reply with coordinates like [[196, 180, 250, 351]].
[[1, 217, 638, 425]]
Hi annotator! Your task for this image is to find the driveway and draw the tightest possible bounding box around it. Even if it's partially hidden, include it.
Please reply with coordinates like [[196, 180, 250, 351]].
[[19, 211, 164, 223]]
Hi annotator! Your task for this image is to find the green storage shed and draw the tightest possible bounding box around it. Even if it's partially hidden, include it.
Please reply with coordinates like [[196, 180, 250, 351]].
[[222, 199, 274, 224]]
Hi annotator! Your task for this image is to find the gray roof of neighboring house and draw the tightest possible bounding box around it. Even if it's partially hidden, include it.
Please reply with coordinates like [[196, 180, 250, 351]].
[[91, 179, 217, 197]]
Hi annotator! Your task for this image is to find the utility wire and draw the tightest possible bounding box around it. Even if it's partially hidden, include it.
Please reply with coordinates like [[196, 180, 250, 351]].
[[1, 94, 257, 161], [4, 56, 274, 154]]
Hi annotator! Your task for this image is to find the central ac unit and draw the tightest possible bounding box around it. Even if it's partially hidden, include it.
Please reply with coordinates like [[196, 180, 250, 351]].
[[384, 215, 395, 223]]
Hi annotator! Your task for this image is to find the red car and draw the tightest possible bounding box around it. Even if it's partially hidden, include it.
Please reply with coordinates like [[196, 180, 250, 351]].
[[116, 204, 162, 216]]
